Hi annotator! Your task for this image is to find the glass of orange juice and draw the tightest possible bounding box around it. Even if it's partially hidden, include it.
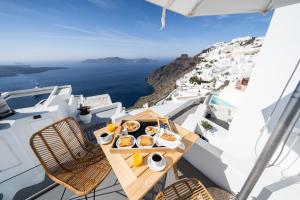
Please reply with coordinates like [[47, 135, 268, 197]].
[[133, 153, 143, 167], [106, 123, 116, 132]]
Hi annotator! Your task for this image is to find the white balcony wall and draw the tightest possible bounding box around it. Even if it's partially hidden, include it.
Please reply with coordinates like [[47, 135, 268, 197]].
[[223, 3, 300, 198], [185, 4, 300, 199]]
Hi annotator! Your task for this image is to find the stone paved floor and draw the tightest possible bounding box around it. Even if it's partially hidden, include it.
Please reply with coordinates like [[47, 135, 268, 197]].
[[36, 158, 218, 200]]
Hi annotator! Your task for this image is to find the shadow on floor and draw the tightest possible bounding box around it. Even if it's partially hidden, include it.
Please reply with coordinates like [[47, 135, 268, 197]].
[[177, 158, 217, 188]]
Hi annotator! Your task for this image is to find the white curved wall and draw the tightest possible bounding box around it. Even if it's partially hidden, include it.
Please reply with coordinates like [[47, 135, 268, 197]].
[[184, 3, 300, 199], [222, 3, 300, 198]]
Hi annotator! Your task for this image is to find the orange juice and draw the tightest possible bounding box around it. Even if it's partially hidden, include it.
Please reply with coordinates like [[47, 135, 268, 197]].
[[133, 153, 143, 167], [106, 123, 116, 132]]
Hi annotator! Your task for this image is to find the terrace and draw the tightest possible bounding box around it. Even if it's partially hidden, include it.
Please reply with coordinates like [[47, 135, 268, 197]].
[[31, 109, 233, 200]]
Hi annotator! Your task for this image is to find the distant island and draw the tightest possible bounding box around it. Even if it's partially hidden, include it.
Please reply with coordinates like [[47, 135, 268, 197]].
[[0, 65, 67, 77], [82, 57, 156, 64]]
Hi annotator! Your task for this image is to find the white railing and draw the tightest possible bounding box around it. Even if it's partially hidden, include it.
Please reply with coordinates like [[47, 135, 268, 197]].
[[1, 85, 71, 100]]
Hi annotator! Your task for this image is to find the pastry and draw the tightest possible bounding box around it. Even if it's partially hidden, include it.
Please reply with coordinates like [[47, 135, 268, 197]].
[[140, 136, 153, 146], [119, 136, 133, 147], [160, 133, 176, 141]]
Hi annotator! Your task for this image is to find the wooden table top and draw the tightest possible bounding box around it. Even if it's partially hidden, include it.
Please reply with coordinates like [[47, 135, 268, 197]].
[[94, 109, 199, 200]]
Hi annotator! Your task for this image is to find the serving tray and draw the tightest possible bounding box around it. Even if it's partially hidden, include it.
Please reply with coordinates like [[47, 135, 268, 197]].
[[109, 118, 176, 154]]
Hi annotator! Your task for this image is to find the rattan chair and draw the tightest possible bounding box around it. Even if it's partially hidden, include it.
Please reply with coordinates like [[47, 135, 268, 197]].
[[30, 117, 111, 200], [155, 178, 214, 200]]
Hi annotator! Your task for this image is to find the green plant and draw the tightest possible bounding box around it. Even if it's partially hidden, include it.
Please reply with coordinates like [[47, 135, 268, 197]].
[[201, 120, 213, 132], [205, 64, 212, 68], [199, 57, 207, 62], [240, 37, 255, 46], [166, 97, 172, 101], [189, 76, 202, 85], [78, 104, 91, 115], [212, 78, 217, 88], [189, 76, 215, 85]]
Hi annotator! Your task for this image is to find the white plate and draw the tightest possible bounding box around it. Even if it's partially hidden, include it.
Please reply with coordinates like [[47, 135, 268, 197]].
[[98, 134, 113, 145], [136, 135, 155, 148], [147, 156, 167, 172], [123, 120, 140, 132], [116, 135, 136, 149]]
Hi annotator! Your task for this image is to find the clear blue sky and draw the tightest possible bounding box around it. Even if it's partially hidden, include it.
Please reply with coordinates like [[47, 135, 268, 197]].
[[0, 0, 273, 62]]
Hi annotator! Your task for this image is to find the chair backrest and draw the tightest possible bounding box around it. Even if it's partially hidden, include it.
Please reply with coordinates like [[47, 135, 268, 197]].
[[30, 117, 89, 174]]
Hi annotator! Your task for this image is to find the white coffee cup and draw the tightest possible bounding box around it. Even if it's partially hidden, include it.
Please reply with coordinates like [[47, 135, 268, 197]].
[[99, 132, 111, 143], [150, 152, 164, 168]]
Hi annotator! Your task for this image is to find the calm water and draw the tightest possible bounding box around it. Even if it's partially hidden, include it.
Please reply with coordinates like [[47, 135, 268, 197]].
[[0, 61, 166, 109]]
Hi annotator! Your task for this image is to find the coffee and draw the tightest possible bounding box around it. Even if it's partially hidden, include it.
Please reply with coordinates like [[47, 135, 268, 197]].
[[100, 133, 108, 138], [152, 154, 162, 162]]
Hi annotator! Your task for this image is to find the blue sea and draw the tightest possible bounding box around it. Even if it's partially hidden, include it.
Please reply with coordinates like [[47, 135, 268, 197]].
[[0, 61, 167, 109]]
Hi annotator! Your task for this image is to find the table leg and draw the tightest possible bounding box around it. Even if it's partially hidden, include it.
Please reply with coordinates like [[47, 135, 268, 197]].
[[173, 163, 179, 180]]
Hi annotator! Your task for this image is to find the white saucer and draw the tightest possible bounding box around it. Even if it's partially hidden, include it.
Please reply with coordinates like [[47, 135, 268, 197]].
[[98, 134, 113, 145], [147, 156, 167, 172]]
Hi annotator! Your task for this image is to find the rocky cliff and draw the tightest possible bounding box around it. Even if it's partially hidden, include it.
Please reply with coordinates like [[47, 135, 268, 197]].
[[133, 53, 204, 108]]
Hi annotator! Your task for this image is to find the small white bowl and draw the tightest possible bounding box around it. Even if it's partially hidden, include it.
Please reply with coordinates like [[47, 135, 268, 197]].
[[145, 126, 159, 136]]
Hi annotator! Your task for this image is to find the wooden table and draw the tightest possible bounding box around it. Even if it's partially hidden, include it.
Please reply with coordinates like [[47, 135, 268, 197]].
[[94, 109, 199, 200]]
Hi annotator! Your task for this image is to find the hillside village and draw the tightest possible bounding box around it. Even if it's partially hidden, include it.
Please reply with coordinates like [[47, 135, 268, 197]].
[[160, 36, 263, 103], [137, 36, 265, 138]]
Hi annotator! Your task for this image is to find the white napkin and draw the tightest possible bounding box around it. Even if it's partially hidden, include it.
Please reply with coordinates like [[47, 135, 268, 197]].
[[155, 129, 183, 149]]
